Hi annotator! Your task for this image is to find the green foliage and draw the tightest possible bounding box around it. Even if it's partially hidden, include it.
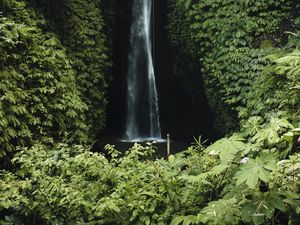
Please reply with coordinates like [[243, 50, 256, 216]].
[[1, 0, 300, 224], [0, 171, 30, 210], [204, 135, 246, 163], [168, 0, 297, 134], [170, 215, 197, 225], [234, 153, 277, 189], [197, 198, 241, 225], [35, 0, 112, 136], [0, 0, 113, 159], [240, 191, 286, 225], [0, 2, 89, 158], [172, 116, 300, 225], [167, 7, 300, 224], [0, 171, 31, 225], [243, 42, 300, 127], [0, 143, 203, 224], [13, 144, 114, 224], [1, 115, 300, 224], [269, 153, 300, 192]]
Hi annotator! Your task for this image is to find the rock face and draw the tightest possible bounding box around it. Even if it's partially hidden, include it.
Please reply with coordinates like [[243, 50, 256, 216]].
[[107, 0, 216, 143]]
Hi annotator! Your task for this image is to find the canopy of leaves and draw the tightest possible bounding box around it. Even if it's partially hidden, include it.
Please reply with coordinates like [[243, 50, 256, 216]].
[[34, 0, 112, 137], [1, 116, 299, 224], [0, 1, 89, 158], [167, 0, 297, 134], [0, 0, 112, 160], [1, 0, 300, 224]]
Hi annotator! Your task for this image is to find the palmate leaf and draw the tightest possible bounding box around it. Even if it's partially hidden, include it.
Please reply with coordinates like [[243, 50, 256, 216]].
[[251, 118, 293, 146], [275, 49, 300, 80], [170, 215, 197, 225], [281, 128, 300, 142], [269, 117, 293, 132], [241, 192, 286, 225], [205, 136, 246, 163], [251, 127, 279, 145], [234, 153, 277, 189], [280, 128, 300, 157], [197, 198, 241, 225], [242, 116, 263, 136], [283, 191, 300, 214]]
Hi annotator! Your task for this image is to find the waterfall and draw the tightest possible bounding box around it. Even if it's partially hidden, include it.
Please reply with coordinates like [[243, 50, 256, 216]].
[[124, 0, 162, 142]]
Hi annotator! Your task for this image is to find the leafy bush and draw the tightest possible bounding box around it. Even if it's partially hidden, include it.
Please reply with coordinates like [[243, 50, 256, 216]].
[[1, 1, 300, 224], [0, 0, 113, 159], [171, 116, 300, 225], [1, 116, 299, 224], [34, 0, 113, 137], [64, 0, 112, 137], [0, 1, 88, 159], [247, 38, 300, 126], [167, 0, 297, 134]]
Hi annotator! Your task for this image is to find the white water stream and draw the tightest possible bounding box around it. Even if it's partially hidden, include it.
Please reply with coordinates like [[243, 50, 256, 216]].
[[124, 0, 162, 142]]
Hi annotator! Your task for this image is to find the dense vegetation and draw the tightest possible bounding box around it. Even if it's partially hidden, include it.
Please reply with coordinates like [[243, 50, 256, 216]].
[[168, 0, 300, 134], [0, 0, 299, 224], [0, 0, 111, 160], [1, 118, 299, 224]]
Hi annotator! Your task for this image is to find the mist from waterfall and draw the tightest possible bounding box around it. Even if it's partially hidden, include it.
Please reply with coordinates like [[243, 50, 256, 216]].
[[124, 0, 162, 142]]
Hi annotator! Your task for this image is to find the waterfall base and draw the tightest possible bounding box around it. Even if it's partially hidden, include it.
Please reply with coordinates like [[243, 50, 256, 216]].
[[92, 136, 189, 158], [120, 137, 166, 143]]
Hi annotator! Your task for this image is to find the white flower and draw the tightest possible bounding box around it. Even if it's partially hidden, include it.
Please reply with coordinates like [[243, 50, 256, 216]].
[[240, 157, 249, 164], [277, 160, 286, 166], [209, 149, 219, 156]]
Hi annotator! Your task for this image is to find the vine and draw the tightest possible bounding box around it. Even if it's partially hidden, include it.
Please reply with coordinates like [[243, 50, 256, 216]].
[[167, 0, 296, 134], [33, 0, 113, 138], [0, 0, 88, 159]]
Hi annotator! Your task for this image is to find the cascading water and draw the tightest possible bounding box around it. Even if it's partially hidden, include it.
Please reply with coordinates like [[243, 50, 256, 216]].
[[124, 0, 162, 142]]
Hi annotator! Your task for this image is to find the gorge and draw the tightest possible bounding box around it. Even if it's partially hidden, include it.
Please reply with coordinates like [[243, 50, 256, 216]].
[[107, 0, 215, 143], [1, 0, 299, 224]]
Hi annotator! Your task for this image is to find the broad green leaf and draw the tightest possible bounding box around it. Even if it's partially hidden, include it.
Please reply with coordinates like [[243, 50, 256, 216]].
[[205, 136, 245, 163], [183, 215, 197, 225], [234, 153, 277, 188], [170, 216, 186, 225], [241, 192, 286, 225], [198, 198, 241, 225]]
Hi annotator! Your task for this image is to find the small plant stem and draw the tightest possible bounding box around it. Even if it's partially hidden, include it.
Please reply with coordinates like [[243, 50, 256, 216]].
[[152, 162, 176, 209], [167, 134, 171, 157]]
